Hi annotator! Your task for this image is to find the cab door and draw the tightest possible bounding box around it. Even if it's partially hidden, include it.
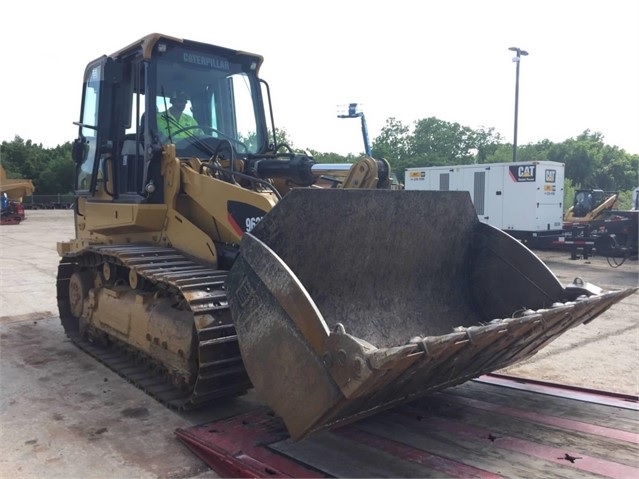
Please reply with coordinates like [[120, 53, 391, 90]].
[[72, 57, 123, 198]]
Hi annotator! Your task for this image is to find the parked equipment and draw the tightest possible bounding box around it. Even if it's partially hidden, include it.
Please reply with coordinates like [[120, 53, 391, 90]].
[[565, 209, 639, 262], [563, 189, 618, 225], [405, 161, 565, 244], [560, 188, 638, 262], [1, 193, 25, 225], [0, 166, 33, 224], [0, 166, 35, 201], [57, 34, 636, 440]]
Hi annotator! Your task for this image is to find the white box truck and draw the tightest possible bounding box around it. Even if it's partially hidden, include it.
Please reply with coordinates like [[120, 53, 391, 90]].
[[405, 161, 565, 241]]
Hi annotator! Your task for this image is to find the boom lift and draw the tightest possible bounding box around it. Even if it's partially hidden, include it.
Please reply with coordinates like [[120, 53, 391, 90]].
[[56, 33, 636, 440]]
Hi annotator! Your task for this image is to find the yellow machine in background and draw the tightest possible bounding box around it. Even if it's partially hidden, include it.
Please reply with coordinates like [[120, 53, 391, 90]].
[[1, 166, 34, 224], [0, 165, 35, 201], [564, 188, 619, 225], [57, 34, 636, 440]]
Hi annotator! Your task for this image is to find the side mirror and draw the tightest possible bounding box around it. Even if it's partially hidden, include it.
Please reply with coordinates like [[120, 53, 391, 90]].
[[72, 137, 89, 164]]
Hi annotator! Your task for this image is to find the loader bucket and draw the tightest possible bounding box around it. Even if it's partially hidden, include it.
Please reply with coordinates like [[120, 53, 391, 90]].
[[226, 189, 636, 440]]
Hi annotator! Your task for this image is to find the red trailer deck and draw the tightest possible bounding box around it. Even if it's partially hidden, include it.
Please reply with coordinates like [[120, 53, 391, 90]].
[[176, 374, 638, 478]]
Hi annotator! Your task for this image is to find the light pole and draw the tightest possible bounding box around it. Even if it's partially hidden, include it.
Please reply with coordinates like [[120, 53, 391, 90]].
[[509, 47, 528, 162], [337, 103, 372, 157]]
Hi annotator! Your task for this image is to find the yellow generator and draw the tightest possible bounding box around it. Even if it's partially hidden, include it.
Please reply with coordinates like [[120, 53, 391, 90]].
[[57, 33, 636, 440]]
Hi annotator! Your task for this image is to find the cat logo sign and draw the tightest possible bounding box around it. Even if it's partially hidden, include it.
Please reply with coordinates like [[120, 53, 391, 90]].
[[545, 169, 557, 183], [509, 164, 536, 182]]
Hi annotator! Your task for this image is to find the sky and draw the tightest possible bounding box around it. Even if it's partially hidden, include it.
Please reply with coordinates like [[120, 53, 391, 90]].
[[1, 0, 638, 156]]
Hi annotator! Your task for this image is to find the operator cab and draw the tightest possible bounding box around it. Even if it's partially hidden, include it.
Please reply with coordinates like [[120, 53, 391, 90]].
[[72, 34, 271, 203]]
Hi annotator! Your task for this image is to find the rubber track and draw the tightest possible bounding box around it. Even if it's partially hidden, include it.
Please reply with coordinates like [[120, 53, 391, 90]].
[[57, 244, 252, 410]]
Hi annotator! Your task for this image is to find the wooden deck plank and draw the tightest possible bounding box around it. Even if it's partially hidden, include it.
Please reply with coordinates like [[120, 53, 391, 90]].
[[448, 379, 638, 429], [400, 397, 638, 466], [352, 412, 584, 479], [176, 376, 639, 478], [271, 432, 446, 478]]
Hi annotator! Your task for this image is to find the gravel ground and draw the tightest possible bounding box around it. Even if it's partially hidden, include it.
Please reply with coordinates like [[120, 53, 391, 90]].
[[498, 247, 638, 395]]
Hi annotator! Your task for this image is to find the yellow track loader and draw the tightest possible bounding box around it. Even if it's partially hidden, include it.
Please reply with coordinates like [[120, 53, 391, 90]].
[[564, 188, 619, 225], [57, 33, 636, 441]]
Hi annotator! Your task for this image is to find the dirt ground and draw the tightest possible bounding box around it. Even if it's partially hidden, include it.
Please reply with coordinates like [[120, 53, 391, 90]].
[[0, 209, 637, 479], [499, 249, 638, 395]]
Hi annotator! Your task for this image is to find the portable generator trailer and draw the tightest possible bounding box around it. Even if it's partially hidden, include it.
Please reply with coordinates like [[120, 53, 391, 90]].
[[405, 161, 565, 246]]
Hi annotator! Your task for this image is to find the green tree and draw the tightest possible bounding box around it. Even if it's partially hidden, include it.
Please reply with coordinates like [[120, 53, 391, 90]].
[[563, 178, 577, 214], [473, 127, 505, 164], [409, 117, 477, 167], [272, 127, 295, 151], [484, 143, 512, 163], [1, 137, 73, 194], [309, 150, 356, 164], [541, 130, 637, 191], [373, 117, 503, 180], [36, 144, 74, 194], [594, 148, 638, 191], [371, 117, 412, 169], [616, 188, 636, 210], [1, 136, 47, 180]]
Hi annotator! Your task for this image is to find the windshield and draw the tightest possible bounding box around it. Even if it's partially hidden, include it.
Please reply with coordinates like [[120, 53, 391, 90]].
[[152, 44, 264, 155]]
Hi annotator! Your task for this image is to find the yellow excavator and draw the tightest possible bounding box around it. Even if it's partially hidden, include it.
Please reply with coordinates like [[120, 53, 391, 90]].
[[56, 33, 636, 441]]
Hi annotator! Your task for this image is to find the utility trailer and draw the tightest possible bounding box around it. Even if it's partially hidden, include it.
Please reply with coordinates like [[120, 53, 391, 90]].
[[176, 373, 638, 478], [558, 209, 639, 262], [404, 161, 565, 244]]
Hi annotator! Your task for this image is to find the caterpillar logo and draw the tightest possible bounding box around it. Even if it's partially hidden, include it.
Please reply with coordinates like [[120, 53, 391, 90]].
[[509, 164, 536, 182], [409, 171, 426, 180], [545, 169, 557, 183]]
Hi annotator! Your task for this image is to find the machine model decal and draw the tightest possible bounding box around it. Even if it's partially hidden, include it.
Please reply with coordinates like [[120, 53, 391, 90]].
[[227, 201, 267, 236], [509, 164, 536, 182]]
